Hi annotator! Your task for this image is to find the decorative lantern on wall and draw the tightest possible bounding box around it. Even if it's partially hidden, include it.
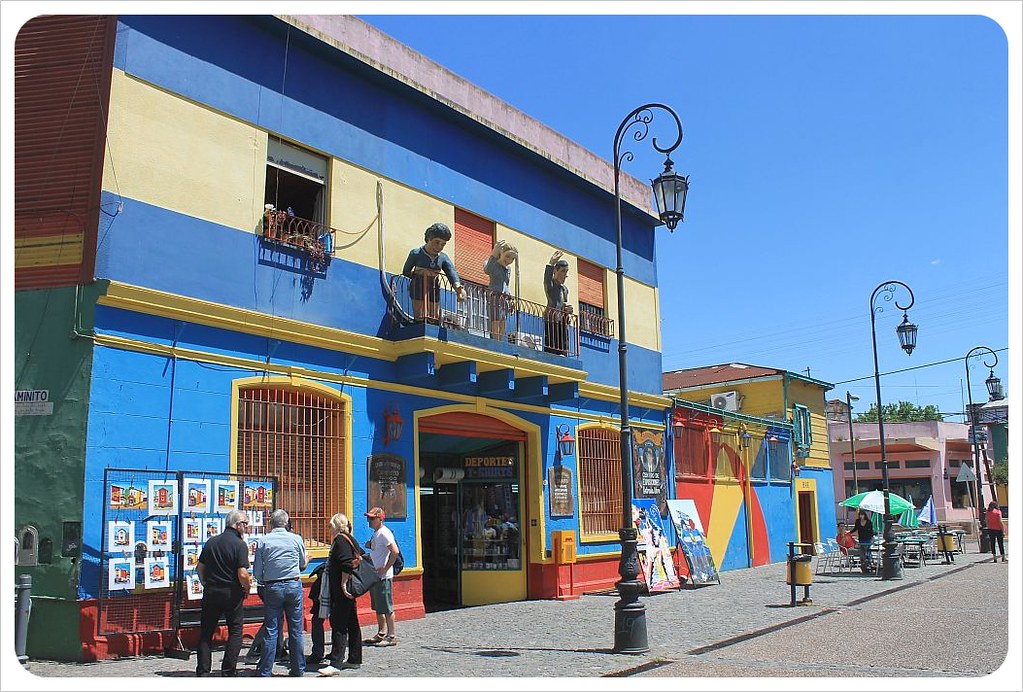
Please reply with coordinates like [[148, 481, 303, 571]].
[[556, 424, 576, 458], [383, 404, 404, 446]]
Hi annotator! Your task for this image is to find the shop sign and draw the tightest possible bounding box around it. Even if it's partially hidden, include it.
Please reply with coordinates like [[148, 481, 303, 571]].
[[368, 453, 407, 519], [548, 466, 574, 517], [463, 455, 515, 479], [15, 389, 53, 416], [632, 430, 666, 514]]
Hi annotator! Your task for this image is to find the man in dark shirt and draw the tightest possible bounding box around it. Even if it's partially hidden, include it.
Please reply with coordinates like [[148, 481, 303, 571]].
[[196, 509, 251, 677], [543, 250, 573, 355]]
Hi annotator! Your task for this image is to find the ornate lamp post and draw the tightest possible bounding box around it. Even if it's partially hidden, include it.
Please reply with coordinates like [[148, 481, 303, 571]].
[[846, 391, 861, 497], [964, 346, 1000, 552], [869, 281, 917, 581], [612, 104, 688, 654]]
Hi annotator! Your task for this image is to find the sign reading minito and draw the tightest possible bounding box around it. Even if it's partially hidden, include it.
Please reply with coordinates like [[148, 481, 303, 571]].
[[15, 390, 53, 416]]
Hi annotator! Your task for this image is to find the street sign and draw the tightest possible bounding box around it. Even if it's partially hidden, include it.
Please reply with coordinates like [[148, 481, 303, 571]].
[[955, 463, 977, 483]]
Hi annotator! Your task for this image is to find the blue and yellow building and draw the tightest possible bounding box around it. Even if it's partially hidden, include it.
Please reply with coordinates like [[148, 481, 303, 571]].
[[664, 363, 837, 572], [14, 15, 675, 659]]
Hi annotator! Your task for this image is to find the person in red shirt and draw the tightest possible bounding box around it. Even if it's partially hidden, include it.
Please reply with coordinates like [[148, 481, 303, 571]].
[[836, 522, 858, 554], [985, 501, 1006, 563]]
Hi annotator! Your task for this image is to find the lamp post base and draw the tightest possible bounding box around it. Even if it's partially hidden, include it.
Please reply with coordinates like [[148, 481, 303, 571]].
[[880, 517, 904, 581], [979, 530, 991, 553], [613, 527, 649, 654]]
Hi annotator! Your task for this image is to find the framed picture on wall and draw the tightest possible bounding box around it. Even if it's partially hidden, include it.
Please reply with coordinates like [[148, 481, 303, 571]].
[[367, 453, 407, 519]]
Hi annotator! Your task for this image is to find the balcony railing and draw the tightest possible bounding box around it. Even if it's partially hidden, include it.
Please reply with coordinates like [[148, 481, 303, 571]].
[[578, 309, 615, 339], [389, 273, 579, 358], [262, 210, 335, 270]]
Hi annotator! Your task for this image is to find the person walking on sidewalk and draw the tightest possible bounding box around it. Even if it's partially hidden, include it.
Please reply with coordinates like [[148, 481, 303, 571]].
[[195, 510, 251, 677], [319, 513, 363, 676], [986, 501, 1007, 562], [252, 509, 308, 677], [363, 507, 400, 648]]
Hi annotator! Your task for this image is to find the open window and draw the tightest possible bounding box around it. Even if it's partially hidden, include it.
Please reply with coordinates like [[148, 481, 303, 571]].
[[263, 137, 333, 265]]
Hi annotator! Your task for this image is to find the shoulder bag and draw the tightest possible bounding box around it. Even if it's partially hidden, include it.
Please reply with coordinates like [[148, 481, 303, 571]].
[[341, 532, 380, 598]]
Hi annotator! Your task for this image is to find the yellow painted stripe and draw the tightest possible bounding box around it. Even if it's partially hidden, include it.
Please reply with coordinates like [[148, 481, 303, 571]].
[[99, 281, 669, 414], [707, 479, 745, 567], [14, 233, 84, 268]]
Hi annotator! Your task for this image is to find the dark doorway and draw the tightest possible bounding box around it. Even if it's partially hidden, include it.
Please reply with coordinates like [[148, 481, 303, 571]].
[[797, 491, 816, 546]]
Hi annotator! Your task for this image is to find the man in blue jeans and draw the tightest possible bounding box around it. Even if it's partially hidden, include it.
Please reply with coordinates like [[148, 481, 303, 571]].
[[252, 509, 308, 677]]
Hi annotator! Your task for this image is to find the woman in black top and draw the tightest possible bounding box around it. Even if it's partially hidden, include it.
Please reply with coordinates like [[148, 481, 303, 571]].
[[853, 512, 875, 573], [319, 513, 362, 675]]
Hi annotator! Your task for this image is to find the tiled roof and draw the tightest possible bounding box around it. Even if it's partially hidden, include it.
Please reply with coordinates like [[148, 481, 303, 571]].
[[662, 363, 783, 391]]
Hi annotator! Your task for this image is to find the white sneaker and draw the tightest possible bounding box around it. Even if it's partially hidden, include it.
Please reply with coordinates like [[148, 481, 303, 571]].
[[318, 666, 340, 677]]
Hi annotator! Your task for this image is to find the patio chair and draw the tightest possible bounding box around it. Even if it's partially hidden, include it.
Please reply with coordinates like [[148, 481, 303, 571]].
[[825, 538, 850, 572], [814, 541, 833, 574]]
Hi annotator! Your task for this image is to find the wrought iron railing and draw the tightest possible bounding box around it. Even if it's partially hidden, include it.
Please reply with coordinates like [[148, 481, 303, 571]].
[[389, 273, 579, 357], [262, 210, 335, 270], [579, 308, 615, 338]]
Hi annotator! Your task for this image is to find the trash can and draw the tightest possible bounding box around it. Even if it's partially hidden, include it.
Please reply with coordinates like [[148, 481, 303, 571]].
[[786, 554, 813, 586], [938, 533, 956, 554]]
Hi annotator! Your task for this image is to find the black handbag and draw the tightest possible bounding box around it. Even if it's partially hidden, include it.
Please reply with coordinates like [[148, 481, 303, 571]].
[[341, 533, 380, 598]]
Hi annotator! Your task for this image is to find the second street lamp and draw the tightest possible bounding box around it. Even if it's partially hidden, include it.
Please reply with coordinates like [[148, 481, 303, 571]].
[[964, 346, 1000, 553], [846, 391, 860, 497], [868, 280, 918, 581], [611, 104, 687, 654]]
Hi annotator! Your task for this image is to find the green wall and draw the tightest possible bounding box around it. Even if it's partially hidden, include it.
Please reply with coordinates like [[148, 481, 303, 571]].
[[14, 284, 100, 660]]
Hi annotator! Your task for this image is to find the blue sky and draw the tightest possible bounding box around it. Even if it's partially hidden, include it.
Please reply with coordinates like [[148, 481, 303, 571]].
[[362, 12, 1014, 422]]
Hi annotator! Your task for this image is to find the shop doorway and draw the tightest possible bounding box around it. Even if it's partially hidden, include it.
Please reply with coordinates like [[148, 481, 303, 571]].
[[797, 491, 817, 546], [418, 413, 528, 612]]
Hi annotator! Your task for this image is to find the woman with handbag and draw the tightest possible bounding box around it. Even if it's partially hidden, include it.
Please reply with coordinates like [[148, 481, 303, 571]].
[[318, 513, 363, 676]]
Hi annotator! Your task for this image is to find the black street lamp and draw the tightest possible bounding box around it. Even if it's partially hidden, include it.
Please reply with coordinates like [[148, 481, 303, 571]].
[[869, 280, 917, 581], [846, 391, 860, 496], [964, 346, 1000, 552], [611, 104, 687, 654]]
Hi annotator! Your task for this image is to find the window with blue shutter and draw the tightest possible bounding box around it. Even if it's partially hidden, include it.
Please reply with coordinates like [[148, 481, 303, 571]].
[[792, 404, 812, 458]]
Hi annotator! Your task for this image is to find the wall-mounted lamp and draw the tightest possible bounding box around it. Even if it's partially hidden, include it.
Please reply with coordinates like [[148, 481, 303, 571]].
[[556, 424, 576, 458], [768, 433, 780, 443], [791, 461, 801, 477], [708, 424, 721, 434], [383, 404, 405, 446], [740, 430, 752, 450]]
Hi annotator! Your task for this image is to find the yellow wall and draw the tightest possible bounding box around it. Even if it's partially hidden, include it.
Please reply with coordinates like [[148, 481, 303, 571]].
[[104, 71, 662, 353], [787, 379, 831, 469]]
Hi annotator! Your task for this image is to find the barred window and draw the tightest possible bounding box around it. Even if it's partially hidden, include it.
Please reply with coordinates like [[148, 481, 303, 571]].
[[675, 425, 710, 479], [236, 385, 347, 548], [578, 427, 622, 539]]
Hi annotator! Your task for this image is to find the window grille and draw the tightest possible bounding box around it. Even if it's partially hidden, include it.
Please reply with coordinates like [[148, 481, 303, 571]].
[[236, 386, 346, 548], [578, 428, 622, 538]]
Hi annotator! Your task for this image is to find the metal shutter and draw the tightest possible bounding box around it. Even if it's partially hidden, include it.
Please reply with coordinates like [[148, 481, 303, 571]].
[[576, 259, 605, 309], [14, 15, 115, 290], [454, 209, 493, 287]]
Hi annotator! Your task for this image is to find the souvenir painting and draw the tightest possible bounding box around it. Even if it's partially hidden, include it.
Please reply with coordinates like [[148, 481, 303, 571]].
[[183, 517, 202, 544], [214, 480, 239, 514], [249, 510, 264, 528], [202, 517, 222, 539], [186, 572, 204, 600], [107, 520, 134, 553], [146, 520, 173, 552], [144, 556, 170, 589], [633, 498, 680, 592], [242, 480, 273, 510], [107, 557, 135, 591], [148, 479, 179, 516], [246, 536, 259, 564], [183, 478, 211, 513], [108, 483, 147, 511], [182, 544, 200, 571]]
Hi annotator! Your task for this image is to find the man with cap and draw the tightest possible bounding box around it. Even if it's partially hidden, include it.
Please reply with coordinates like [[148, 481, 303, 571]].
[[362, 507, 400, 647]]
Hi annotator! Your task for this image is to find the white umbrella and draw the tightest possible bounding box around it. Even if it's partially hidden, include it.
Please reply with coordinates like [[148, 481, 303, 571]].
[[917, 495, 937, 525]]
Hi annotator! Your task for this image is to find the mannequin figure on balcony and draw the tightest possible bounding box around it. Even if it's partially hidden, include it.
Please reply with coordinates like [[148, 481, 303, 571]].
[[543, 251, 573, 355], [402, 223, 466, 322], [484, 239, 519, 342]]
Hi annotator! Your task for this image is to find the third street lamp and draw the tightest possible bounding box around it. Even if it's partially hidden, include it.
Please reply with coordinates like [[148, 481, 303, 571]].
[[964, 346, 1000, 552]]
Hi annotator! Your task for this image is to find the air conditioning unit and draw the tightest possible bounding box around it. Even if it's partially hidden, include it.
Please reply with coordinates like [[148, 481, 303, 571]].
[[710, 391, 741, 412]]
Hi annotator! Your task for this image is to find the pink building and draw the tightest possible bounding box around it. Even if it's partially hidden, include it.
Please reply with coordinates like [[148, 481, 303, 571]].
[[828, 415, 978, 526]]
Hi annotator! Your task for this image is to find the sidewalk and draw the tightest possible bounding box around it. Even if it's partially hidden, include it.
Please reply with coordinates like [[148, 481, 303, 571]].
[[14, 547, 1012, 684]]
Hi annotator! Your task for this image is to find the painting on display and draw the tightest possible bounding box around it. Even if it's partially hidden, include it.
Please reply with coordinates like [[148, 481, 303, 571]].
[[213, 480, 239, 514], [246, 536, 259, 564], [107, 521, 134, 553], [632, 430, 667, 516], [148, 479, 179, 516], [249, 510, 265, 528], [144, 556, 170, 589], [202, 517, 223, 540], [183, 517, 203, 544], [242, 480, 274, 510], [633, 498, 680, 592], [666, 499, 720, 586], [367, 453, 407, 519], [146, 520, 173, 552], [107, 557, 135, 591], [186, 572, 204, 601], [183, 478, 211, 513], [182, 544, 200, 571], [108, 482, 147, 511]]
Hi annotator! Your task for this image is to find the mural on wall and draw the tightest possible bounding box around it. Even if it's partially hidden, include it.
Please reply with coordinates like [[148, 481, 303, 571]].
[[633, 498, 680, 592], [633, 430, 667, 515]]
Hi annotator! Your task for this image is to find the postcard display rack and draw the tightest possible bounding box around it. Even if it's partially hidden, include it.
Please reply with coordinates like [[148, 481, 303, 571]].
[[98, 468, 277, 637]]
